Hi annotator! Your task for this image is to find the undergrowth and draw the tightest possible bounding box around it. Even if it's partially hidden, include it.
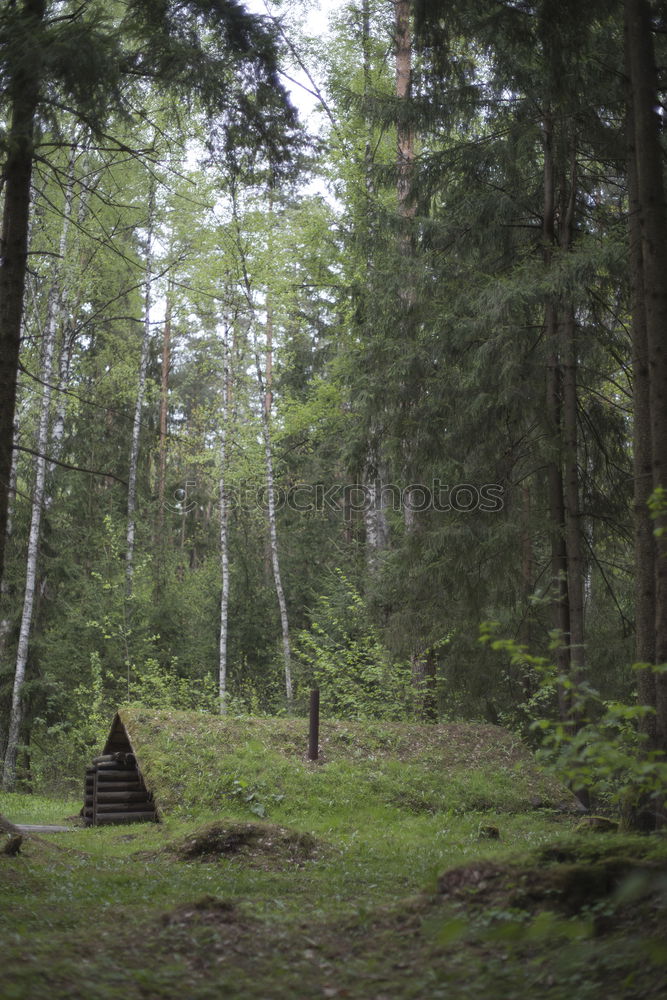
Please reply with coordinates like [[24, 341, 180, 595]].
[[1, 711, 666, 999]]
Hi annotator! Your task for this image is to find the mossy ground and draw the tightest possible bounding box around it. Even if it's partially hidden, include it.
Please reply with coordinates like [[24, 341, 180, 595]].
[[1, 710, 666, 999]]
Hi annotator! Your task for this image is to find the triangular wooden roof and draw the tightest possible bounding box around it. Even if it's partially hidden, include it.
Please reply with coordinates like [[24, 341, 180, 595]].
[[102, 712, 136, 757]]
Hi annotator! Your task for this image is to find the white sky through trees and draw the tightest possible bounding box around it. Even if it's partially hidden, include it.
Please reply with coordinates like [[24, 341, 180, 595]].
[[244, 0, 337, 120]]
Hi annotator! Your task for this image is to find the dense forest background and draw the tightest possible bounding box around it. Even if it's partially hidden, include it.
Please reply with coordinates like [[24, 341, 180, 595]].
[[0, 0, 666, 812]]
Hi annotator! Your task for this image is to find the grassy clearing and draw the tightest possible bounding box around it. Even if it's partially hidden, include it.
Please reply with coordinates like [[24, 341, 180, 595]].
[[0, 791, 82, 825], [1, 710, 666, 999]]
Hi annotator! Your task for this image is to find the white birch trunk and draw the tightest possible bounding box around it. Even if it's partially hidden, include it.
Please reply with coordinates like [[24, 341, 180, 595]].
[[2, 150, 75, 789], [0, 421, 19, 757], [218, 324, 231, 714], [253, 337, 293, 707], [363, 452, 390, 569], [125, 183, 155, 597], [232, 196, 292, 707], [45, 161, 90, 512]]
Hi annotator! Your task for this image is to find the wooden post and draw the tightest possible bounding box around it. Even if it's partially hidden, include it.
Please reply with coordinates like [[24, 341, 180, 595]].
[[308, 689, 320, 761]]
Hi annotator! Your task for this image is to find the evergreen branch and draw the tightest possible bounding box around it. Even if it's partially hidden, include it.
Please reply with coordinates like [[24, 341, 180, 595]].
[[579, 383, 632, 413], [13, 446, 128, 487], [260, 0, 341, 137], [17, 362, 135, 425], [582, 532, 633, 635]]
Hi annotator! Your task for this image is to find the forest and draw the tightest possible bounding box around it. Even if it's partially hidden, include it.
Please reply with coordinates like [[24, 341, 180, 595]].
[[1, 0, 667, 816], [3, 2, 667, 998]]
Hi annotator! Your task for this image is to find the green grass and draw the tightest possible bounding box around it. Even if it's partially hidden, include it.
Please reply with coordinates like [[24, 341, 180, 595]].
[[0, 791, 81, 825], [1, 710, 666, 999]]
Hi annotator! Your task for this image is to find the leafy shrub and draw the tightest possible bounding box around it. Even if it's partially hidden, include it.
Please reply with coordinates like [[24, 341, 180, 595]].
[[480, 623, 667, 823], [126, 657, 218, 713], [296, 570, 414, 720]]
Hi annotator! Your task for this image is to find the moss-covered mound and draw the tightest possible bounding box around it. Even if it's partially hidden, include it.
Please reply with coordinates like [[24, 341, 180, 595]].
[[166, 821, 319, 868], [115, 706, 574, 821], [438, 834, 667, 918]]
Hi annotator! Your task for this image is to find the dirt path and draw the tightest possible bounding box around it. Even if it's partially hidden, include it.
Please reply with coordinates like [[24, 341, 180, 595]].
[[14, 824, 73, 833]]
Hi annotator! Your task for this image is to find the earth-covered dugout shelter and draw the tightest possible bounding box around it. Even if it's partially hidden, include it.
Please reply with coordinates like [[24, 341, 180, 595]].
[[81, 706, 576, 827]]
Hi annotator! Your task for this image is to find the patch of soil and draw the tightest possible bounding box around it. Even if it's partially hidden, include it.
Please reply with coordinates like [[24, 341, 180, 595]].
[[169, 821, 319, 869], [438, 861, 510, 902], [161, 894, 242, 928], [437, 854, 665, 916]]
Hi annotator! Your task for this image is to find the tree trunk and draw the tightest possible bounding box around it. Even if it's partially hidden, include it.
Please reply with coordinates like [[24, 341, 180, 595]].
[[558, 148, 585, 693], [625, 0, 667, 755], [254, 336, 293, 709], [626, 64, 657, 747], [45, 146, 82, 514], [396, 0, 419, 538], [542, 112, 571, 714], [358, 0, 390, 564], [0, 0, 45, 588], [156, 281, 173, 547], [2, 149, 75, 789], [396, 0, 416, 227], [561, 306, 585, 688], [126, 182, 155, 597], [219, 325, 231, 714]]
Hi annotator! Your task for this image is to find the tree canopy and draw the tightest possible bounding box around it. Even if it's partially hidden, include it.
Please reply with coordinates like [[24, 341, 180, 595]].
[[0, 0, 665, 825]]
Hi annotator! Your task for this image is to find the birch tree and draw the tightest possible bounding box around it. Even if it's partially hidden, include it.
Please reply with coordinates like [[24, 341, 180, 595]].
[[253, 320, 293, 709], [218, 321, 232, 714], [125, 180, 155, 598], [229, 198, 294, 709]]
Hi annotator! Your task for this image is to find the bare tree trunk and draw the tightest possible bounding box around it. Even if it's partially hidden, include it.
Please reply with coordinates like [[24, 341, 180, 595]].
[[219, 325, 231, 714], [561, 307, 585, 687], [542, 112, 571, 715], [2, 148, 75, 790], [126, 182, 155, 597], [156, 281, 173, 550], [396, 0, 419, 535], [396, 0, 416, 229], [626, 0, 667, 758], [519, 484, 533, 641], [46, 153, 91, 513], [0, 0, 45, 588], [626, 67, 657, 745], [43, 329, 75, 514], [559, 148, 585, 693], [623, 54, 658, 831], [232, 190, 292, 707], [546, 309, 571, 715], [253, 335, 293, 708], [363, 455, 390, 565], [358, 0, 390, 563]]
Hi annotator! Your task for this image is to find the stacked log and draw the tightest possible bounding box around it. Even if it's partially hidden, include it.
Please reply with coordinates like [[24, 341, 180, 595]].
[[83, 752, 156, 826]]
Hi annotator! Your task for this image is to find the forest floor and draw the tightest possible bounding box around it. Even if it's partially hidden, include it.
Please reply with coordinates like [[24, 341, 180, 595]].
[[1, 716, 667, 1000]]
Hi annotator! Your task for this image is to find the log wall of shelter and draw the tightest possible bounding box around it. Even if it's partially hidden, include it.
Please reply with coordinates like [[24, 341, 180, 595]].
[[84, 753, 156, 825], [83, 715, 157, 826]]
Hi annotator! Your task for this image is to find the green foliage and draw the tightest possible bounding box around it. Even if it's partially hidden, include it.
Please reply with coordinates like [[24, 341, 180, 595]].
[[126, 658, 218, 713], [480, 623, 667, 818], [649, 486, 667, 536], [295, 570, 413, 720]]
